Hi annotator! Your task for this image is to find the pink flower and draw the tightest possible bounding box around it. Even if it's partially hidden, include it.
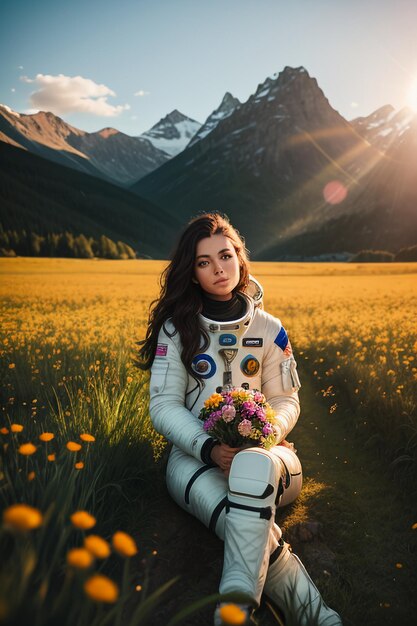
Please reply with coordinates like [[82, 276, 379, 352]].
[[253, 391, 265, 403], [262, 423, 274, 436], [241, 401, 257, 417], [238, 419, 252, 437], [222, 405, 236, 422]]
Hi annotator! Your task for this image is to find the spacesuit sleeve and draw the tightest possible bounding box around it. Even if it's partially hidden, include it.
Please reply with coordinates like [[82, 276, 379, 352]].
[[261, 320, 301, 442], [149, 325, 214, 463]]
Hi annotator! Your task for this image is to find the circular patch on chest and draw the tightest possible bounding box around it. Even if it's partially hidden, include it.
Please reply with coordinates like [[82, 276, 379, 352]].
[[192, 354, 217, 379], [240, 354, 260, 377]]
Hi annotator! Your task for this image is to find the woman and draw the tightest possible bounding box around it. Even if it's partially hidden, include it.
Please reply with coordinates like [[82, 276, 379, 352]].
[[138, 213, 341, 625]]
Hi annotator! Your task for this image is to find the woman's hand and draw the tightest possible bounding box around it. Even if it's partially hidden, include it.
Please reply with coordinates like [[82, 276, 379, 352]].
[[210, 443, 241, 476]]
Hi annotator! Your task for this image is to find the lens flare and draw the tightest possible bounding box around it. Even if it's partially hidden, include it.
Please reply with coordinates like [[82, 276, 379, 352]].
[[323, 180, 348, 205]]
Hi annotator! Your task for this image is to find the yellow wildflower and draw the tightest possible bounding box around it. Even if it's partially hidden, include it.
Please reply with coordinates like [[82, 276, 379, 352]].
[[80, 433, 95, 442], [75, 462, 84, 470], [3, 504, 43, 531], [39, 432, 54, 442], [412, 523, 417, 530], [126, 376, 133, 383], [70, 510, 96, 530], [395, 563, 403, 569], [0, 427, 9, 435], [67, 548, 94, 569], [10, 424, 23, 433], [18, 443, 37, 456], [204, 393, 223, 409], [84, 535, 111, 559], [8, 363, 15, 369], [112, 531, 138, 557], [84, 574, 119, 603], [28, 471, 36, 482], [219, 604, 247, 625], [47, 453, 56, 462], [66, 441, 82, 452]]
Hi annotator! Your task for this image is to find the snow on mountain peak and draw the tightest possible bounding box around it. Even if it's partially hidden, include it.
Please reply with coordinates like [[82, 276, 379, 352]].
[[187, 92, 241, 148], [0, 104, 20, 118], [140, 110, 202, 157]]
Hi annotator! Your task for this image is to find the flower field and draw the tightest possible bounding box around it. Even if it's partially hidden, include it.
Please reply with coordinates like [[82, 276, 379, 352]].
[[0, 257, 416, 625]]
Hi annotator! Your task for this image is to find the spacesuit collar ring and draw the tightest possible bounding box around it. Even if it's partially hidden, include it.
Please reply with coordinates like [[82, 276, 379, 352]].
[[199, 292, 255, 336]]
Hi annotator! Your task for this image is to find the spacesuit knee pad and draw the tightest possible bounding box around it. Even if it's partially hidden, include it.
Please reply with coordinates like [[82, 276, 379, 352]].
[[228, 448, 282, 510]]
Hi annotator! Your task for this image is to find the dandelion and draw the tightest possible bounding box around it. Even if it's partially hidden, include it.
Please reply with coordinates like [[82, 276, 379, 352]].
[[80, 433, 95, 442], [75, 462, 84, 470], [70, 511, 96, 530], [3, 504, 43, 531], [39, 432, 54, 442], [18, 443, 37, 456], [0, 427, 9, 435], [66, 441, 82, 452], [126, 376, 133, 383], [84, 535, 111, 559], [47, 453, 56, 462], [112, 531, 138, 557], [219, 604, 247, 625], [84, 574, 119, 603], [8, 363, 15, 369], [67, 548, 94, 569], [10, 424, 23, 433]]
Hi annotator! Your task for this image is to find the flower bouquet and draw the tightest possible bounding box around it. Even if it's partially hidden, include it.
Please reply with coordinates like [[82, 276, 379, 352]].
[[199, 387, 280, 450]]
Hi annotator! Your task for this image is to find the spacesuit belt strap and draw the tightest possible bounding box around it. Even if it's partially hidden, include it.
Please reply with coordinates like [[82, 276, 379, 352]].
[[226, 499, 272, 520]]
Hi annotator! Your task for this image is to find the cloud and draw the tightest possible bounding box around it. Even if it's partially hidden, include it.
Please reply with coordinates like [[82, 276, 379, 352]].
[[134, 89, 150, 97], [20, 73, 130, 117], [350, 101, 359, 108]]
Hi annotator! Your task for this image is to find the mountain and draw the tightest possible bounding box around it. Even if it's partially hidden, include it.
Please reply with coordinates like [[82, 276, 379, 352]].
[[139, 109, 202, 156], [0, 141, 180, 258], [258, 114, 417, 259], [187, 92, 241, 148], [350, 105, 415, 152], [0, 105, 170, 185], [132, 66, 386, 257], [66, 127, 170, 185]]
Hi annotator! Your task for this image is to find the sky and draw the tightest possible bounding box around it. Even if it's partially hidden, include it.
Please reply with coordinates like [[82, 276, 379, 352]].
[[1, 0, 417, 136]]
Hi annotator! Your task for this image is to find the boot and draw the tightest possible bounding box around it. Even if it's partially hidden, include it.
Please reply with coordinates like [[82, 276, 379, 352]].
[[264, 541, 343, 625]]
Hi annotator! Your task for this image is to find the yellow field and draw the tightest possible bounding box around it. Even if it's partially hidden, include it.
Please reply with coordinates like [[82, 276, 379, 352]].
[[1, 257, 416, 457], [0, 257, 416, 624]]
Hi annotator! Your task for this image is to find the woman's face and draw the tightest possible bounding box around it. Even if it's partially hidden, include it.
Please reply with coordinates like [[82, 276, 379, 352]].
[[194, 234, 240, 301]]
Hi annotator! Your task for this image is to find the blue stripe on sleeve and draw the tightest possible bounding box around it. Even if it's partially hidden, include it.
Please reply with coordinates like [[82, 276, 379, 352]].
[[274, 326, 288, 351]]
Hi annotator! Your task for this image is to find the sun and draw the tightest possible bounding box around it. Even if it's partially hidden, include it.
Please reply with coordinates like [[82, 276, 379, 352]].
[[406, 77, 417, 112]]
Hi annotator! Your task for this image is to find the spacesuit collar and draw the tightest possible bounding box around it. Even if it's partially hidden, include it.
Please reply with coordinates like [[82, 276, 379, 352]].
[[199, 292, 255, 338]]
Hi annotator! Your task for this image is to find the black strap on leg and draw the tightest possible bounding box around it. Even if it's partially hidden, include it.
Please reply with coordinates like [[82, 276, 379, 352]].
[[226, 499, 272, 520]]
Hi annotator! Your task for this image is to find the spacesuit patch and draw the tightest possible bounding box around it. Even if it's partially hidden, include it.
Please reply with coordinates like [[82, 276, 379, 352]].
[[192, 354, 217, 379], [274, 327, 289, 352], [240, 354, 260, 377], [219, 334, 237, 346], [242, 337, 263, 347], [156, 343, 168, 357]]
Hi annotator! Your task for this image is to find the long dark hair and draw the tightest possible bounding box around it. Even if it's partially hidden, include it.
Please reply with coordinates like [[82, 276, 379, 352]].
[[137, 212, 250, 377]]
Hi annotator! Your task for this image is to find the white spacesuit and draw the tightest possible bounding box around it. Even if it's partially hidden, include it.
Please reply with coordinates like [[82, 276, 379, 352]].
[[149, 279, 342, 625]]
